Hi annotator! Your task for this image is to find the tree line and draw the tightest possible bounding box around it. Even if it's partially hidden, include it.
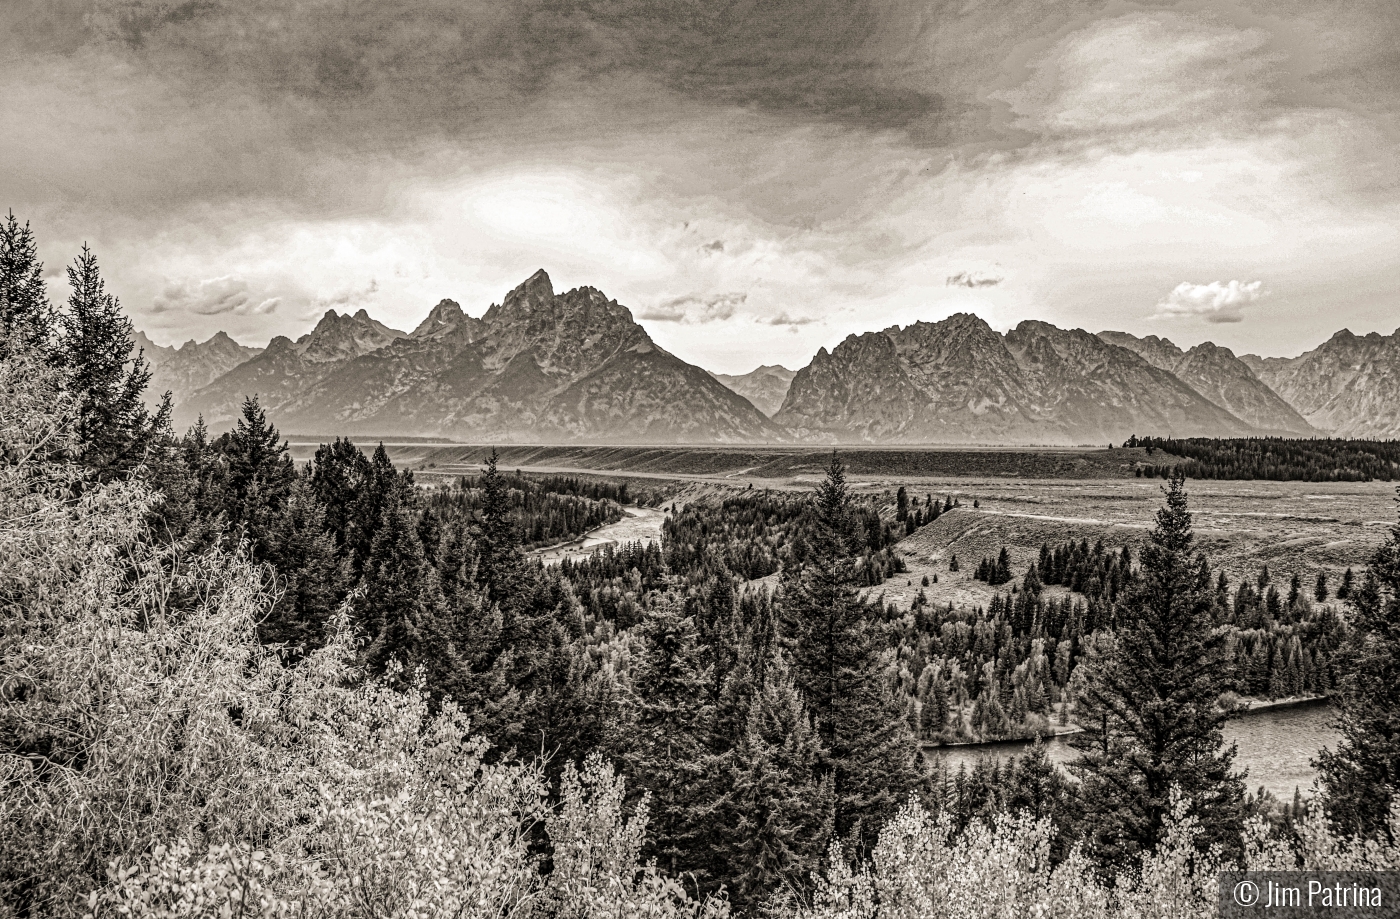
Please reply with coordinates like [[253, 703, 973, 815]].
[[1125, 434, 1400, 482]]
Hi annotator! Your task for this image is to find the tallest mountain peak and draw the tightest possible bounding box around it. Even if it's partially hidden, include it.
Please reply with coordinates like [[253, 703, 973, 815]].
[[520, 269, 554, 298]]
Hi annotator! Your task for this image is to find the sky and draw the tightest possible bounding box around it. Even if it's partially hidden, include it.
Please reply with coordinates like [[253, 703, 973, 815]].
[[3, 0, 1399, 374]]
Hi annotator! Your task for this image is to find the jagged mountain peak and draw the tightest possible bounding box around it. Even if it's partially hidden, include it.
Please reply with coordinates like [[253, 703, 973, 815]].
[[178, 270, 781, 442], [295, 307, 406, 363], [485, 269, 556, 322], [411, 298, 482, 343]]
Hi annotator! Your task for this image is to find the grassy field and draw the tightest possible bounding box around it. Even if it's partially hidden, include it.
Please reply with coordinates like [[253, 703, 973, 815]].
[[872, 477, 1394, 609], [283, 442, 1174, 481]]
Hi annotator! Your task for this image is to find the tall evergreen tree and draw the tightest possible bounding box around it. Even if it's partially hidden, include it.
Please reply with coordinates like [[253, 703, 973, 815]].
[[780, 454, 924, 854], [357, 475, 455, 692], [221, 396, 296, 537], [258, 478, 350, 652], [719, 651, 834, 910], [57, 245, 168, 478], [346, 443, 399, 577], [614, 601, 721, 885], [1316, 489, 1400, 838], [477, 448, 525, 607], [0, 212, 51, 358], [1070, 469, 1246, 870], [308, 437, 373, 554]]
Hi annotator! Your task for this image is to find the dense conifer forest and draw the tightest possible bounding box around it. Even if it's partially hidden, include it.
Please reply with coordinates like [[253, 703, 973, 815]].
[[1127, 434, 1400, 481], [5, 215, 1400, 917]]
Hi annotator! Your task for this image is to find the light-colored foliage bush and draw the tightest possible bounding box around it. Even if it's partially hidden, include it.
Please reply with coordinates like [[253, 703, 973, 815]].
[[795, 789, 1400, 919]]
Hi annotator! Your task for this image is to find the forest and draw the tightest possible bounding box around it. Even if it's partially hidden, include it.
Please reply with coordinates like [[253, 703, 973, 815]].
[[1127, 435, 1400, 481], [4, 215, 1400, 918]]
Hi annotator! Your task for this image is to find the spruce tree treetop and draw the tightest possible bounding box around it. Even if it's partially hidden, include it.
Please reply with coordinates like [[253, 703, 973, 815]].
[[0, 212, 51, 359], [57, 244, 168, 479]]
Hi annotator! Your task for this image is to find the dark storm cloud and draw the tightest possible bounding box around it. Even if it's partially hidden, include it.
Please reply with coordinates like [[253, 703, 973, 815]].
[[63, 0, 945, 136]]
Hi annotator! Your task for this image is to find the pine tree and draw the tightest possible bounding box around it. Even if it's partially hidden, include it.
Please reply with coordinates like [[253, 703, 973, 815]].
[[1070, 469, 1246, 870], [477, 447, 525, 607], [432, 514, 523, 746], [1316, 489, 1400, 838], [0, 212, 52, 358], [357, 475, 455, 692], [895, 486, 909, 523], [346, 444, 399, 576], [1339, 567, 1355, 600], [258, 478, 349, 652], [57, 245, 168, 479], [1315, 571, 1329, 603], [308, 437, 373, 554], [614, 601, 720, 884], [719, 651, 834, 909], [221, 395, 296, 539], [780, 454, 923, 854]]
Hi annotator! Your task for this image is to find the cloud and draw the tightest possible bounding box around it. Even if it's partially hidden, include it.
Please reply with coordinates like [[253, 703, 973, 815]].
[[946, 271, 1002, 288], [308, 278, 380, 317], [766, 311, 817, 327], [1152, 280, 1265, 323], [639, 292, 746, 324], [152, 275, 279, 316]]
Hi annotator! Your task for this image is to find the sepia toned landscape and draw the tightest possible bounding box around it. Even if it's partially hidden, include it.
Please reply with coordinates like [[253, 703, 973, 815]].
[[7, 0, 1400, 917]]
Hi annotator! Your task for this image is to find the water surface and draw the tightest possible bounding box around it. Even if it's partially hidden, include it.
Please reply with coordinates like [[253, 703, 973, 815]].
[[926, 700, 1340, 802]]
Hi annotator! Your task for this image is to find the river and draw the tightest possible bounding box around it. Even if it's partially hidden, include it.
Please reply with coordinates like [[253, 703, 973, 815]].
[[532, 505, 669, 566], [926, 699, 1340, 802]]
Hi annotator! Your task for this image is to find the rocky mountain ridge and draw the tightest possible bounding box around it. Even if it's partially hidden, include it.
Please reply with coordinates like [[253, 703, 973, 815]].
[[132, 330, 263, 409], [173, 271, 782, 442], [774, 314, 1258, 444], [1240, 328, 1400, 439], [1097, 331, 1315, 435], [149, 286, 1400, 443]]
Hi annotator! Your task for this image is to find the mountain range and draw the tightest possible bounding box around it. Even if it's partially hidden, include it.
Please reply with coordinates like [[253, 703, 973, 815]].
[[136, 271, 1400, 444], [167, 271, 780, 443]]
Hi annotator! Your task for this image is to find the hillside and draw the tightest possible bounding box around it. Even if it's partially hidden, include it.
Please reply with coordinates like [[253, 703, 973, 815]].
[[710, 365, 797, 416], [1241, 328, 1400, 438], [776, 314, 1256, 444], [1098, 331, 1315, 435]]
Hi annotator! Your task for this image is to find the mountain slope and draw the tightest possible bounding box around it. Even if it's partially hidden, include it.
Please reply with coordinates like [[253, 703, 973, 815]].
[[1241, 328, 1400, 438], [776, 314, 1043, 442], [132, 330, 262, 409], [776, 314, 1258, 444], [175, 309, 407, 427], [1004, 321, 1255, 442], [710, 365, 797, 417], [189, 271, 783, 442], [1099, 331, 1315, 435]]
